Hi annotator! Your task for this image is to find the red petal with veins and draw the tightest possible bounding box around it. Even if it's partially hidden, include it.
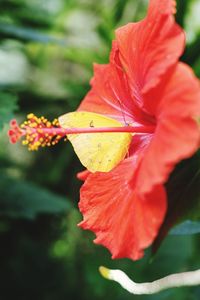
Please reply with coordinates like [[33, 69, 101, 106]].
[[148, 0, 177, 17], [79, 160, 167, 260], [116, 0, 184, 100], [78, 63, 135, 124], [78, 59, 156, 129], [77, 169, 90, 181], [135, 63, 200, 195]]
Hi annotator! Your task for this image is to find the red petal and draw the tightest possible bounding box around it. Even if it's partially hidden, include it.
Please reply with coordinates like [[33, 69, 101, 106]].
[[79, 160, 167, 260], [148, 0, 177, 17], [158, 63, 200, 118], [78, 60, 155, 128], [78, 63, 134, 124], [135, 63, 200, 195], [115, 0, 184, 100]]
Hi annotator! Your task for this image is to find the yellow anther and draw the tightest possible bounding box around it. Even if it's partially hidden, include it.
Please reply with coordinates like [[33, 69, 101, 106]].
[[27, 113, 34, 119], [18, 113, 65, 151], [29, 122, 37, 128], [35, 141, 41, 147], [52, 119, 59, 126]]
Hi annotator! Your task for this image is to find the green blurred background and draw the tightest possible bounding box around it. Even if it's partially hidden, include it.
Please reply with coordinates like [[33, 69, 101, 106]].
[[0, 0, 200, 299]]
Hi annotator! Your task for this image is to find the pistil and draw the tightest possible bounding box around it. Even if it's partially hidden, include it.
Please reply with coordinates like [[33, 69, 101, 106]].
[[8, 113, 154, 151]]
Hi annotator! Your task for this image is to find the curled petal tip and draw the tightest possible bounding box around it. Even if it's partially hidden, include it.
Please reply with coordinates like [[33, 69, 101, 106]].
[[77, 169, 90, 181]]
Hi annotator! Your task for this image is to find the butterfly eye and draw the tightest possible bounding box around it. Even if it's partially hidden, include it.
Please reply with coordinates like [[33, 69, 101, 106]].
[[89, 120, 94, 127]]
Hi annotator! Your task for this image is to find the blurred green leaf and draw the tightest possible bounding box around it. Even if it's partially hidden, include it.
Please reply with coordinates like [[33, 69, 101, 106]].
[[176, 0, 190, 27], [184, 0, 200, 44], [0, 92, 18, 130], [170, 220, 200, 235], [182, 33, 200, 67], [64, 47, 107, 68], [0, 174, 72, 219], [0, 23, 65, 44], [0, 0, 56, 28], [113, 0, 129, 23]]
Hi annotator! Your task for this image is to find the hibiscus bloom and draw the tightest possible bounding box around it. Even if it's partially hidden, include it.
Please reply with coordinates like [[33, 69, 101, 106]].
[[76, 0, 200, 260], [8, 0, 200, 260]]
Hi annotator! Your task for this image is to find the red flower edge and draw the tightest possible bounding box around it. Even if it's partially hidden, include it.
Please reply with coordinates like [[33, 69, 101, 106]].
[[79, 160, 167, 260]]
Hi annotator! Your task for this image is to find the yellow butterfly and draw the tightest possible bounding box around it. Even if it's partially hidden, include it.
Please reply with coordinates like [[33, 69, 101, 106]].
[[58, 111, 132, 173]]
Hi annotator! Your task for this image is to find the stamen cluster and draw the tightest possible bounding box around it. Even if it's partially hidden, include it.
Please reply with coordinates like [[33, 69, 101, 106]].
[[8, 114, 65, 151]]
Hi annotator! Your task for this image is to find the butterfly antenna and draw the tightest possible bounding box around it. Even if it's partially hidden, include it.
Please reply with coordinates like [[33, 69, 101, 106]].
[[116, 99, 130, 158], [117, 98, 129, 126]]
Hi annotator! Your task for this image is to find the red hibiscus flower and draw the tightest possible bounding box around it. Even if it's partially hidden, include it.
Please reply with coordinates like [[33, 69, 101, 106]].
[[8, 0, 200, 261], [77, 0, 200, 260]]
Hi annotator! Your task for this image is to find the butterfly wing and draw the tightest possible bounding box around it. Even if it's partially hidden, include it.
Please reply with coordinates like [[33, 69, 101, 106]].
[[58, 111, 132, 172]]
